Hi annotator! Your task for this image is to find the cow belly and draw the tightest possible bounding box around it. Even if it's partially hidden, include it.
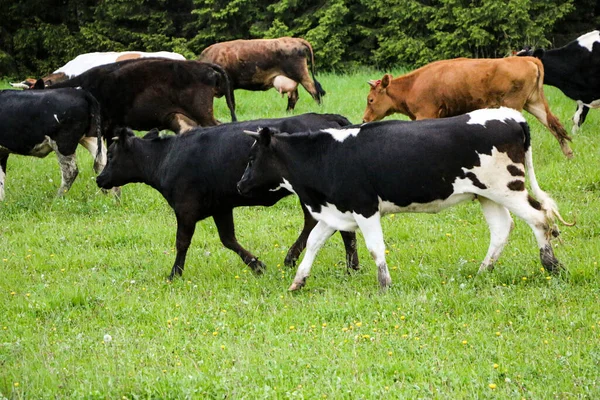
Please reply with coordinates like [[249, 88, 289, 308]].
[[379, 193, 475, 214], [305, 202, 359, 231]]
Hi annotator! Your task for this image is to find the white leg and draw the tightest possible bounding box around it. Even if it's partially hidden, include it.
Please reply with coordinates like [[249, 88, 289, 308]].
[[289, 221, 336, 291], [572, 101, 584, 135], [354, 212, 392, 289], [79, 136, 106, 173], [478, 197, 514, 273], [0, 163, 5, 201]]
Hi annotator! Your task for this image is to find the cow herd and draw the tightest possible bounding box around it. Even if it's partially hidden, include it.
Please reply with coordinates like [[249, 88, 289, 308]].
[[2, 31, 596, 290]]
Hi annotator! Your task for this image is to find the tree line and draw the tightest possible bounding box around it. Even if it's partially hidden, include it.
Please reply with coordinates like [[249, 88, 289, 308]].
[[1, 0, 598, 79]]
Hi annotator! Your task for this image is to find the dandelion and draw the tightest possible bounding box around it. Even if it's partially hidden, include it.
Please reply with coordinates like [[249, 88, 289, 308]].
[[322, 323, 327, 327], [489, 383, 497, 390], [220, 345, 225, 350], [10, 291, 15, 296], [400, 315, 405, 320], [289, 326, 295, 330], [495, 331, 501, 336], [235, 275, 240, 279], [14, 382, 19, 387], [493, 363, 499, 369], [388, 351, 393, 356], [356, 322, 362, 327], [213, 331, 218, 336], [462, 340, 467, 345], [103, 334, 112, 343]]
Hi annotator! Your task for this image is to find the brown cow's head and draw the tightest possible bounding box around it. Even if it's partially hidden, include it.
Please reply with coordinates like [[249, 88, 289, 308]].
[[362, 74, 395, 122]]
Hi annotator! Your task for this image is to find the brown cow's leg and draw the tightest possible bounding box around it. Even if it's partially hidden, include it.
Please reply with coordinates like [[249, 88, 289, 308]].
[[170, 215, 197, 279], [285, 203, 360, 270], [523, 96, 573, 158], [167, 113, 201, 134], [286, 89, 299, 111], [213, 211, 266, 273]]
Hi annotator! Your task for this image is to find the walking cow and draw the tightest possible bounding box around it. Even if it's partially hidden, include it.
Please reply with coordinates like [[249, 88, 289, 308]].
[[198, 37, 326, 111], [363, 57, 574, 158], [0, 84, 103, 200], [237, 108, 572, 291], [517, 30, 600, 134], [96, 114, 359, 280]]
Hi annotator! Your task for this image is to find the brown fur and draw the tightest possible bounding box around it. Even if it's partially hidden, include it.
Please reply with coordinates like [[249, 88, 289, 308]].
[[198, 37, 325, 111], [364, 57, 573, 158]]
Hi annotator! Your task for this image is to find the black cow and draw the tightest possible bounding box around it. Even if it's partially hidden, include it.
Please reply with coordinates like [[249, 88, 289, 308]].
[[0, 84, 103, 200], [237, 108, 572, 291], [49, 58, 237, 141], [517, 30, 600, 134], [96, 113, 359, 279]]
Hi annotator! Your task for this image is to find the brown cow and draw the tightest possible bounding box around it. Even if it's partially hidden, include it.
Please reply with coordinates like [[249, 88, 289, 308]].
[[363, 57, 573, 158], [198, 37, 326, 111], [48, 58, 236, 138]]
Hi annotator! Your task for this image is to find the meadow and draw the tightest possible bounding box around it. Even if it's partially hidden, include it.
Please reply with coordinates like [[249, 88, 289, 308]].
[[1, 70, 599, 399]]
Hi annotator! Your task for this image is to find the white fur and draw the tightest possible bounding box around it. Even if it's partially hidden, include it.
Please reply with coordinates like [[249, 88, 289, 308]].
[[0, 165, 5, 201], [305, 202, 359, 231], [269, 178, 296, 193], [576, 30, 600, 52], [322, 128, 361, 143], [466, 107, 526, 126], [56, 51, 185, 78]]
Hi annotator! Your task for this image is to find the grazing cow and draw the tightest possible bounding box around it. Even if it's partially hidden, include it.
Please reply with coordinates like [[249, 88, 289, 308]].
[[198, 37, 326, 111], [0, 84, 104, 200], [516, 30, 600, 134], [95, 113, 359, 279], [363, 57, 574, 158], [237, 108, 572, 291], [11, 51, 186, 88], [48, 58, 236, 139]]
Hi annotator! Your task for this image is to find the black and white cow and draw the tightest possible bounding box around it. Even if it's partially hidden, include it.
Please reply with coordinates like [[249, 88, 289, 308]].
[[237, 107, 572, 291], [96, 113, 358, 280], [517, 30, 600, 134], [0, 84, 104, 200]]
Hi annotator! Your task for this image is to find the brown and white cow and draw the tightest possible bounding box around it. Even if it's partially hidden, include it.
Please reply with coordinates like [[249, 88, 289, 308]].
[[363, 57, 573, 158], [198, 37, 326, 111], [11, 51, 185, 89]]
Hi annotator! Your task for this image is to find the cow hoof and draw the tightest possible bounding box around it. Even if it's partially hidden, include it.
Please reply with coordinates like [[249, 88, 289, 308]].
[[283, 254, 298, 268], [288, 278, 307, 291], [249, 259, 266, 274]]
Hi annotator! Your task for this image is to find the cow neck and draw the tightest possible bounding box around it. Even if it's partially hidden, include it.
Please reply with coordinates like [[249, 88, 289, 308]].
[[132, 137, 170, 191], [273, 133, 335, 205], [388, 75, 416, 120]]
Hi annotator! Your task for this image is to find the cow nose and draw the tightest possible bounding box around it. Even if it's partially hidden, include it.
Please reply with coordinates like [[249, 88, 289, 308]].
[[236, 182, 243, 195]]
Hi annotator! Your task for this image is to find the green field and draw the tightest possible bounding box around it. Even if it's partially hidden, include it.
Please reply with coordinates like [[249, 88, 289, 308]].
[[1, 72, 599, 399]]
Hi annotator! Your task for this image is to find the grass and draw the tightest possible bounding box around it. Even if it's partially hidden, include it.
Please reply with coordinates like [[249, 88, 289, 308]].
[[1, 71, 599, 399]]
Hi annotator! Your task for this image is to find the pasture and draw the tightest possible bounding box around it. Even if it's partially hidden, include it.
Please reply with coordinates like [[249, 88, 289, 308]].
[[1, 71, 599, 399]]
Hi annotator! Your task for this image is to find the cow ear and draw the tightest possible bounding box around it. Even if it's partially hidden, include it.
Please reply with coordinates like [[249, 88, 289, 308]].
[[32, 79, 45, 90], [143, 128, 160, 140], [381, 74, 392, 89]]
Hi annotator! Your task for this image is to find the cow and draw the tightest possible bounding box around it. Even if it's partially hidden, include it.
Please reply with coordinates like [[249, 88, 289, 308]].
[[516, 30, 600, 135], [237, 107, 572, 291], [363, 57, 574, 158], [11, 51, 186, 89], [95, 113, 359, 280], [48, 58, 237, 141], [198, 37, 326, 111], [0, 83, 104, 200]]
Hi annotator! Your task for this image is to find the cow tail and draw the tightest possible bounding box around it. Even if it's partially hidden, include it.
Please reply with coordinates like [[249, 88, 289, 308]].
[[521, 121, 574, 228], [298, 38, 326, 99], [210, 63, 237, 122], [83, 90, 106, 172]]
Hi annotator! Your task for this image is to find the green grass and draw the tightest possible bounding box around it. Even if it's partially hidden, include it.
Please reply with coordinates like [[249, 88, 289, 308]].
[[1, 72, 599, 399]]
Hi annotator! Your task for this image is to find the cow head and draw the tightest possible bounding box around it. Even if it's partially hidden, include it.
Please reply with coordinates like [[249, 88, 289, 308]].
[[515, 46, 545, 59], [96, 127, 141, 189], [237, 127, 285, 196], [363, 74, 395, 122]]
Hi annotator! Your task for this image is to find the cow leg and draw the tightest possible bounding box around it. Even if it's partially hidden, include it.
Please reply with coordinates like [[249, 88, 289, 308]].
[[47, 137, 78, 197], [167, 113, 200, 134], [354, 212, 392, 290], [523, 102, 573, 158], [286, 89, 299, 112], [478, 197, 514, 273], [212, 211, 266, 273], [289, 220, 336, 291], [571, 101, 589, 135], [78, 136, 106, 173], [170, 215, 197, 279], [485, 192, 562, 273], [284, 203, 360, 270], [0, 152, 8, 201]]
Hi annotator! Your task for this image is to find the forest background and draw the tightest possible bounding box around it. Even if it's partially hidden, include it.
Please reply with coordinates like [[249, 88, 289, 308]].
[[1, 0, 599, 79]]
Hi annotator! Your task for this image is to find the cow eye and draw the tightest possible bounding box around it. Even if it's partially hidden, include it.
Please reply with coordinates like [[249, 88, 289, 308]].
[[368, 98, 374, 104]]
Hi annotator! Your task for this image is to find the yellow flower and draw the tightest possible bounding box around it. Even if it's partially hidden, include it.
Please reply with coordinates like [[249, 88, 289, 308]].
[[493, 363, 499, 369], [289, 326, 295, 330], [488, 383, 497, 390], [14, 382, 19, 387], [212, 331, 218, 336], [495, 331, 501, 336], [462, 340, 468, 345], [400, 315, 405, 320]]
